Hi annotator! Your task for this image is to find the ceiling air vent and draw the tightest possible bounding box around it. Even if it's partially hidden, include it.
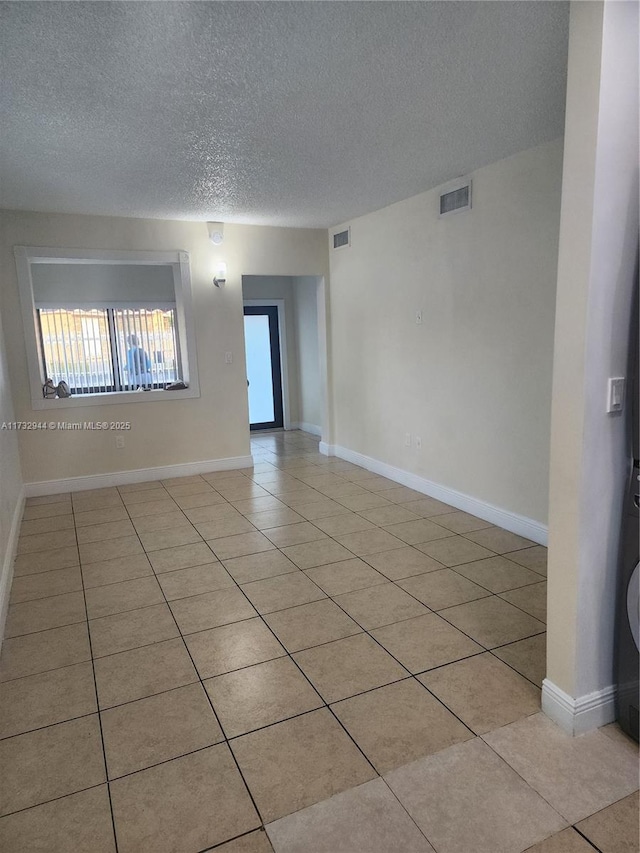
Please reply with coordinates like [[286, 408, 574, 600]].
[[333, 228, 350, 249], [439, 179, 472, 218]]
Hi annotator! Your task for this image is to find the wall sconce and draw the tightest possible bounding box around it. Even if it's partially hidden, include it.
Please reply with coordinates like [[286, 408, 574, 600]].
[[207, 222, 224, 245], [213, 262, 227, 287]]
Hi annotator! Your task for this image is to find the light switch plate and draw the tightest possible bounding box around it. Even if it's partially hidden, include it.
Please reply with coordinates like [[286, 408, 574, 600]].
[[607, 377, 625, 413]]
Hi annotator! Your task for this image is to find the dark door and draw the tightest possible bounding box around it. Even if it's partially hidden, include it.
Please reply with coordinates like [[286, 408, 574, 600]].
[[243, 305, 284, 430]]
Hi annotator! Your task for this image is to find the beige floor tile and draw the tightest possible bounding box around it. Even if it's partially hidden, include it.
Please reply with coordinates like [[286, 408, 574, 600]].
[[379, 486, 428, 504], [13, 545, 79, 576], [312, 513, 377, 536], [183, 502, 241, 523], [5, 590, 85, 638], [148, 541, 217, 573], [386, 738, 567, 853], [439, 596, 545, 648], [208, 531, 276, 560], [290, 499, 352, 519], [483, 713, 640, 823], [336, 528, 405, 556], [398, 568, 491, 610], [402, 497, 456, 517], [264, 599, 362, 652], [465, 527, 536, 553], [506, 545, 548, 575], [216, 830, 274, 853], [282, 539, 354, 569], [89, 602, 179, 657], [94, 638, 198, 709], [305, 559, 387, 595], [9, 565, 82, 603], [266, 777, 435, 853], [415, 536, 495, 566], [194, 515, 256, 539], [85, 575, 164, 619], [0, 715, 106, 817], [429, 511, 493, 534], [334, 582, 429, 629], [26, 493, 71, 507], [492, 633, 547, 687], [523, 828, 596, 852], [174, 491, 229, 509], [76, 519, 136, 544], [231, 708, 376, 822], [454, 556, 543, 593], [20, 513, 75, 536], [101, 682, 223, 778], [120, 488, 167, 505], [384, 519, 453, 546], [334, 492, 392, 512], [263, 522, 328, 548], [241, 572, 326, 614], [22, 500, 72, 520], [131, 510, 189, 533], [500, 581, 547, 622], [170, 587, 257, 633], [0, 785, 116, 853], [419, 652, 540, 734], [79, 536, 144, 565], [118, 479, 164, 492], [81, 553, 153, 588], [575, 791, 639, 853], [17, 529, 74, 554], [0, 661, 96, 738], [126, 498, 178, 517], [0, 622, 91, 683], [232, 496, 289, 514], [223, 550, 300, 584], [74, 505, 131, 528], [332, 679, 472, 774], [110, 744, 260, 853], [156, 562, 234, 600], [371, 612, 483, 673], [245, 508, 305, 530], [358, 505, 421, 526], [72, 494, 125, 512], [363, 547, 444, 580], [164, 481, 215, 497], [293, 633, 407, 702], [185, 617, 286, 678], [205, 656, 323, 738], [139, 526, 202, 552]]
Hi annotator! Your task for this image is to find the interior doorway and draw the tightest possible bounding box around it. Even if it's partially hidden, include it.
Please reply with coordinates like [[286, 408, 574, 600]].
[[243, 305, 284, 431]]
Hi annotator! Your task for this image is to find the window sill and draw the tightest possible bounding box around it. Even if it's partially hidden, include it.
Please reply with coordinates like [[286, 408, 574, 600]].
[[30, 387, 200, 410]]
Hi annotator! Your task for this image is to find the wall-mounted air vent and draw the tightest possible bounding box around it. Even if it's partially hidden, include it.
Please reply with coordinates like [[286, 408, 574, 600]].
[[439, 179, 472, 218], [333, 228, 351, 249]]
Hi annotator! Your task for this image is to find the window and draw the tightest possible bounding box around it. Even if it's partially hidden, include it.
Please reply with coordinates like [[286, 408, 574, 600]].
[[37, 306, 180, 393], [15, 248, 200, 409]]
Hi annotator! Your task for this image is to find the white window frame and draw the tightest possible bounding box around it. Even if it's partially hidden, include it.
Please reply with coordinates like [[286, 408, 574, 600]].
[[14, 247, 200, 410]]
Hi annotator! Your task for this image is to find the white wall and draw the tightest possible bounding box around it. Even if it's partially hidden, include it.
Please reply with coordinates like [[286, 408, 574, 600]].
[[0, 211, 329, 486], [292, 276, 322, 431], [0, 305, 24, 643], [328, 139, 563, 526], [545, 0, 639, 730]]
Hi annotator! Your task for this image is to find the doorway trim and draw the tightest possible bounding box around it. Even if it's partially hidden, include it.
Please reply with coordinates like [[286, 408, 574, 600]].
[[243, 298, 291, 430]]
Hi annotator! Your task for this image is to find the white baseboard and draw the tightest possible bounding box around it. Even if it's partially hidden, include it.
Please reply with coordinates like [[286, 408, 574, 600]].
[[291, 422, 322, 437], [0, 485, 25, 652], [24, 455, 254, 497], [322, 443, 548, 545], [542, 678, 617, 736]]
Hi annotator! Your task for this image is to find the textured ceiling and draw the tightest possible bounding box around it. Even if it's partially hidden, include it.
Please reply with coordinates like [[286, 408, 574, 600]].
[[0, 1, 569, 228]]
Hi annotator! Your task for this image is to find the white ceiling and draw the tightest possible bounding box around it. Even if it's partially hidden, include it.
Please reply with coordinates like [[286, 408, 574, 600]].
[[0, 1, 569, 229]]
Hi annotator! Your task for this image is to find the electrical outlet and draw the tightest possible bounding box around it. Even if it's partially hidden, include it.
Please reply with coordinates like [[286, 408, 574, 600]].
[[115, 435, 125, 449], [415, 435, 422, 450], [224, 351, 233, 364], [404, 433, 411, 447]]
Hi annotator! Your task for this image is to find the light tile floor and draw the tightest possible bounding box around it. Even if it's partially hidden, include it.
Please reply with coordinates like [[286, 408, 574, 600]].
[[0, 430, 637, 852]]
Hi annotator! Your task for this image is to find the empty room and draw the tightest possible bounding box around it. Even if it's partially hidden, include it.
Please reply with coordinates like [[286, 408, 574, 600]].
[[0, 2, 637, 852]]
